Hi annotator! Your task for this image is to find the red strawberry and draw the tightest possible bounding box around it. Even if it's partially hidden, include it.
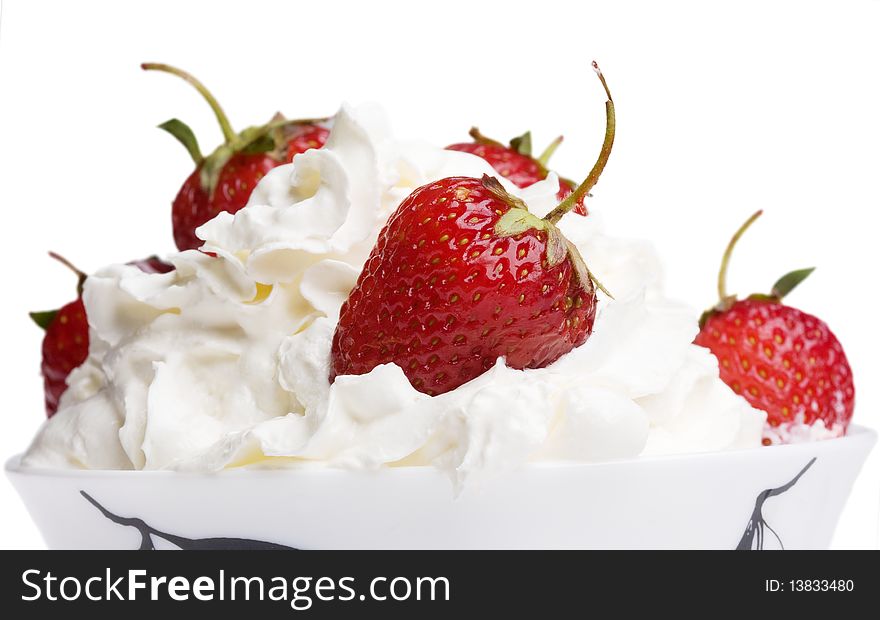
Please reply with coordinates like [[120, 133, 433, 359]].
[[169, 153, 281, 252], [33, 296, 89, 418], [331, 63, 615, 395], [31, 253, 173, 417], [142, 63, 329, 251], [694, 211, 855, 444], [447, 129, 588, 215], [286, 123, 331, 160]]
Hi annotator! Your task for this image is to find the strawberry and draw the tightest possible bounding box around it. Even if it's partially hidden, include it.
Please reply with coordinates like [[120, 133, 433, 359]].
[[127, 255, 176, 275], [331, 63, 615, 395], [446, 129, 588, 215], [285, 123, 331, 160], [168, 153, 281, 252], [142, 63, 329, 251], [32, 296, 88, 418], [30, 253, 173, 417], [694, 211, 855, 444]]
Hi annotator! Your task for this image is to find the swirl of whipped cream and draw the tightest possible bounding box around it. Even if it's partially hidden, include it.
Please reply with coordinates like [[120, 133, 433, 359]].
[[23, 104, 765, 487]]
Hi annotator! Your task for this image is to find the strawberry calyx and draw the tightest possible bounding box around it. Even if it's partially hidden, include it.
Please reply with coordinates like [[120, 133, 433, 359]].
[[467, 127, 575, 189], [508, 130, 532, 156], [488, 175, 568, 268], [486, 175, 610, 298], [481, 174, 530, 211], [508, 130, 574, 189], [142, 62, 327, 197], [699, 210, 815, 328], [29, 252, 87, 331]]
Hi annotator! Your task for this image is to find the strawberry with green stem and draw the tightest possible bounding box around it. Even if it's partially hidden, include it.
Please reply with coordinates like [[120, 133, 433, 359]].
[[447, 128, 588, 216], [331, 62, 614, 395], [694, 211, 854, 444], [142, 63, 329, 251], [31, 253, 173, 417], [30, 253, 89, 417]]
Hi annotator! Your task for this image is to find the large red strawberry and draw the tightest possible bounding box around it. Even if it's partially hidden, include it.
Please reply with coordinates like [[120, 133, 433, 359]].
[[447, 129, 588, 216], [142, 63, 329, 251], [694, 211, 854, 444], [331, 64, 615, 395], [31, 253, 173, 417]]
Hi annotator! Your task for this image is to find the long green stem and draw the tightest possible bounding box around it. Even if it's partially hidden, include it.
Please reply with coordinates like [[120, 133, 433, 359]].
[[544, 62, 615, 225], [717, 210, 763, 302], [141, 63, 237, 144]]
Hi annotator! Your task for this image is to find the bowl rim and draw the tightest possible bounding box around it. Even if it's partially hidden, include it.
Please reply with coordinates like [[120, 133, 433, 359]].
[[6, 424, 876, 479]]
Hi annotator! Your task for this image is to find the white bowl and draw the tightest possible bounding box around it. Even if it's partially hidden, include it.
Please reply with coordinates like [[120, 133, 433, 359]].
[[6, 425, 876, 550]]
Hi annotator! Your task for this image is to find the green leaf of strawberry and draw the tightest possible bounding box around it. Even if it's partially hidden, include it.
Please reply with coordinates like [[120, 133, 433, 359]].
[[770, 267, 816, 299], [509, 130, 532, 156], [29, 310, 58, 330], [157, 118, 203, 165]]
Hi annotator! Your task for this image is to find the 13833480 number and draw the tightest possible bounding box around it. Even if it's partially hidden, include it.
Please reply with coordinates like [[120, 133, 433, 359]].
[[789, 579, 854, 592]]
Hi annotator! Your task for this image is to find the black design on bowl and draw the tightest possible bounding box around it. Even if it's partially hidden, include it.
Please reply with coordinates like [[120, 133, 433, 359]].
[[736, 457, 816, 550], [80, 491, 297, 550]]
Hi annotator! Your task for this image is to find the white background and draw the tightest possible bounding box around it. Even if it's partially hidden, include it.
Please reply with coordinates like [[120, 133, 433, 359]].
[[0, 0, 878, 549]]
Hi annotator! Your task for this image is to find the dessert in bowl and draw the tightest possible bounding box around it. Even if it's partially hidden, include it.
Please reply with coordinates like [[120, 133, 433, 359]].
[[8, 65, 873, 549]]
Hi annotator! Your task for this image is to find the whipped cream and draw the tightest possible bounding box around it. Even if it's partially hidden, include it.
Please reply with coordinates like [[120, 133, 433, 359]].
[[23, 104, 765, 486]]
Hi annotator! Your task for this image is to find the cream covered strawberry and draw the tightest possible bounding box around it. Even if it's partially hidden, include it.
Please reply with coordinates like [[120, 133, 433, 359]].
[[30, 253, 172, 416]]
